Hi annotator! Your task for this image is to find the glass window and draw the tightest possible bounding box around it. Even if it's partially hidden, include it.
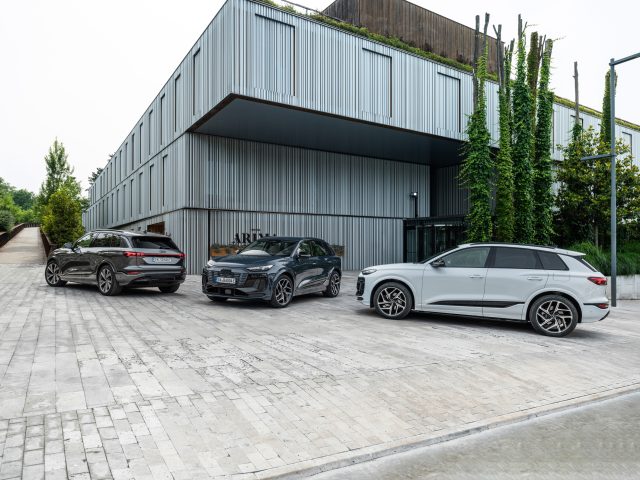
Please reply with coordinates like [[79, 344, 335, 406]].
[[493, 247, 540, 269], [131, 236, 178, 250], [311, 241, 329, 256], [440, 247, 490, 268], [237, 239, 298, 256], [298, 240, 313, 256], [75, 233, 93, 248], [93, 233, 126, 248], [538, 251, 568, 271]]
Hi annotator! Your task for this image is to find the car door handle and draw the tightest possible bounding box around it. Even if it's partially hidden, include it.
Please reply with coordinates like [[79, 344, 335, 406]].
[[527, 276, 544, 281], [469, 274, 485, 279]]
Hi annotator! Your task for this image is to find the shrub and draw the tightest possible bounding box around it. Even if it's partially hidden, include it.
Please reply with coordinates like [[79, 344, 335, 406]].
[[0, 209, 14, 233], [568, 241, 640, 276], [41, 189, 84, 246]]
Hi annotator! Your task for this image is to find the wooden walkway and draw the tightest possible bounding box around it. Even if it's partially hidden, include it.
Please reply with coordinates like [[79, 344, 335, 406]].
[[0, 227, 46, 264]]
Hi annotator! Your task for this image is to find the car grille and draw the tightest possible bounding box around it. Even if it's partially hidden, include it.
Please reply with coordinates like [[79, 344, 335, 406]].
[[356, 277, 365, 296]]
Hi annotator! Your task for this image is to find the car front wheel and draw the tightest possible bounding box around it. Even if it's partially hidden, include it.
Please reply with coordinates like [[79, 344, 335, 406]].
[[97, 264, 122, 296], [45, 261, 67, 287], [373, 282, 412, 319], [270, 275, 293, 308], [529, 295, 578, 337], [323, 271, 341, 298]]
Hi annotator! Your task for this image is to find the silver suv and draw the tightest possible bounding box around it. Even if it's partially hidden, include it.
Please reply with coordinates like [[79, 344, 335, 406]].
[[357, 243, 610, 337], [45, 230, 186, 295]]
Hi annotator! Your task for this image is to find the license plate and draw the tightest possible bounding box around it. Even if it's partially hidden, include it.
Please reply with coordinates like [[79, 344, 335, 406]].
[[215, 277, 236, 284], [152, 257, 174, 263]]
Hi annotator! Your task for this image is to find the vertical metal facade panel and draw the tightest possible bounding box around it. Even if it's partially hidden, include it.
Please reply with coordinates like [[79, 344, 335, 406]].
[[210, 210, 403, 270], [189, 134, 429, 218], [359, 48, 392, 118], [436, 73, 461, 134], [250, 16, 295, 96], [433, 165, 467, 216]]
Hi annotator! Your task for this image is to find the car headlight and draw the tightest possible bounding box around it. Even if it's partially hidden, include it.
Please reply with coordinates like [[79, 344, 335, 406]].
[[247, 265, 273, 272], [206, 259, 216, 267], [361, 268, 377, 275]]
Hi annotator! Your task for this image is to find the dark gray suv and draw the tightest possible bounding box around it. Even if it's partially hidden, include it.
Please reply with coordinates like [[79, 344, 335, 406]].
[[202, 237, 342, 307], [45, 230, 186, 295]]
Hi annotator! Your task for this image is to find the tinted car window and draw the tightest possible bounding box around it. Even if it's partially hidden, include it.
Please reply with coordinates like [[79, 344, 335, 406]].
[[131, 236, 178, 250], [93, 233, 126, 248], [538, 251, 568, 271], [298, 241, 313, 256], [493, 247, 540, 269], [311, 241, 329, 256], [75, 233, 93, 248], [440, 247, 490, 268]]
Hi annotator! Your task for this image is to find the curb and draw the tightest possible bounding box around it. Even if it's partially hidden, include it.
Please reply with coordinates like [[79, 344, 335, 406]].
[[256, 382, 640, 479]]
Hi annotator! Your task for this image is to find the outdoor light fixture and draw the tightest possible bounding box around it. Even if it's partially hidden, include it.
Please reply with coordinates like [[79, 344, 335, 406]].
[[409, 192, 418, 218]]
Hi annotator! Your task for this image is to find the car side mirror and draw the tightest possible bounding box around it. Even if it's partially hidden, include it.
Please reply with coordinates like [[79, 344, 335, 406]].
[[63, 242, 74, 249], [431, 259, 445, 268]]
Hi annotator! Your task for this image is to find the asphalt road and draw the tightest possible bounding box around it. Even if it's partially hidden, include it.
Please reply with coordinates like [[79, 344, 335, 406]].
[[313, 391, 640, 480]]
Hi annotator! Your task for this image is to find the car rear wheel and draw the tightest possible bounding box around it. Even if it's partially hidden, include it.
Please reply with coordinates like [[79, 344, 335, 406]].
[[270, 275, 293, 308], [373, 282, 412, 319], [159, 284, 180, 294], [97, 264, 122, 296], [45, 262, 67, 287], [323, 271, 341, 298], [208, 296, 228, 302], [529, 295, 578, 337]]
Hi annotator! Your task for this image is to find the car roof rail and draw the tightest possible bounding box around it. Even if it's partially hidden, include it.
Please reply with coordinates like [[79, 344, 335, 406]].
[[467, 242, 558, 250]]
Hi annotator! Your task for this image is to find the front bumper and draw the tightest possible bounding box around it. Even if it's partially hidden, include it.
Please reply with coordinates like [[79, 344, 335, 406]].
[[202, 268, 272, 300], [356, 275, 371, 306], [116, 266, 186, 287]]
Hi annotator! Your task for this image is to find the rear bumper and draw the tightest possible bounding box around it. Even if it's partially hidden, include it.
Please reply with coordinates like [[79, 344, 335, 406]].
[[201, 269, 273, 300], [117, 268, 186, 287], [582, 304, 610, 323]]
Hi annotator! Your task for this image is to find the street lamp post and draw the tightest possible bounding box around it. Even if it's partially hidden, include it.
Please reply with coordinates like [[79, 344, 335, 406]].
[[581, 52, 640, 307]]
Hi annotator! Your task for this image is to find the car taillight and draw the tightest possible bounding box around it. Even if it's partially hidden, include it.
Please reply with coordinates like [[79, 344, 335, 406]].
[[123, 251, 145, 257], [595, 303, 609, 309], [588, 276, 607, 286], [178, 253, 186, 258]]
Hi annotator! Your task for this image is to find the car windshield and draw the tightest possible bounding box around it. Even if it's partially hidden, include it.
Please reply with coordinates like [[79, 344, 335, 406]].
[[239, 239, 299, 256]]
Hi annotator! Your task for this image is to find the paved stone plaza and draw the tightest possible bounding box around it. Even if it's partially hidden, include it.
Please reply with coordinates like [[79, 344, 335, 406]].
[[1, 228, 640, 479]]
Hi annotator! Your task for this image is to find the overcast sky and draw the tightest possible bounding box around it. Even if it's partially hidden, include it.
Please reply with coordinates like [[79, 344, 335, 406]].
[[1, 0, 639, 193]]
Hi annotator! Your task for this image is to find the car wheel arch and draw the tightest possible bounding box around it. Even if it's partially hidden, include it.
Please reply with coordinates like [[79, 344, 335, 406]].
[[369, 278, 416, 310], [96, 260, 118, 279], [526, 291, 583, 323]]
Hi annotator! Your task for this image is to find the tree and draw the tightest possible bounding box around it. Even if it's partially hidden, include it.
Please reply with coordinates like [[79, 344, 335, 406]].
[[511, 17, 534, 243], [41, 188, 84, 246], [494, 38, 515, 242], [554, 126, 640, 247], [12, 189, 35, 210], [461, 34, 493, 242], [88, 167, 104, 185], [37, 140, 82, 213], [532, 39, 554, 245]]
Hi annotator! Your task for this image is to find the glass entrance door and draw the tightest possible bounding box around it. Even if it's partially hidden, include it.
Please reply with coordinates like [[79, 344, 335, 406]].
[[403, 217, 465, 262]]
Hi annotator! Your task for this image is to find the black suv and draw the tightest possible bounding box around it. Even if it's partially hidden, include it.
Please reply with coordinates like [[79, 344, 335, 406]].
[[201, 237, 342, 307], [45, 230, 186, 295]]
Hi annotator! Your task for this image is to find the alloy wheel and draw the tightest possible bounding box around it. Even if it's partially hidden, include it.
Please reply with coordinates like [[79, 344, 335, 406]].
[[535, 299, 574, 334], [274, 277, 293, 306], [98, 267, 113, 294], [46, 263, 61, 285], [377, 286, 407, 317], [329, 273, 341, 296]]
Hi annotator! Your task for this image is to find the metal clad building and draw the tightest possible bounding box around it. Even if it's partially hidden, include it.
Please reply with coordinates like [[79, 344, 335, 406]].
[[84, 0, 640, 273]]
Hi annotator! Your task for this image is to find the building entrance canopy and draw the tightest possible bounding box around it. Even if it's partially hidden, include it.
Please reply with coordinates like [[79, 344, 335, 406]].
[[193, 96, 465, 167]]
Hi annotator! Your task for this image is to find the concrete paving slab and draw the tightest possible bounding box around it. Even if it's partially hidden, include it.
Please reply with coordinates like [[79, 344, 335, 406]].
[[0, 262, 639, 478]]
